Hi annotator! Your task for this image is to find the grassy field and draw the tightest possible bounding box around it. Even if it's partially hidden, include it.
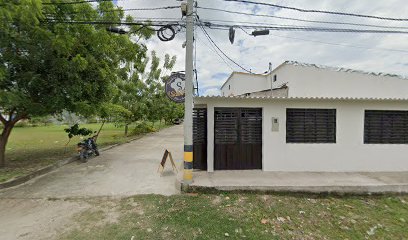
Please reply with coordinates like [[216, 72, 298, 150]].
[[0, 122, 169, 183], [59, 193, 408, 240]]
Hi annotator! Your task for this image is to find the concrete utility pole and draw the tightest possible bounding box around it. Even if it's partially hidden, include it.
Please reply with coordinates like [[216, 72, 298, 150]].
[[183, 0, 194, 185]]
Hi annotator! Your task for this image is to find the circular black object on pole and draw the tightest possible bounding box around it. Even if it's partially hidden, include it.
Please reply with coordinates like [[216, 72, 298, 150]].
[[157, 25, 176, 42]]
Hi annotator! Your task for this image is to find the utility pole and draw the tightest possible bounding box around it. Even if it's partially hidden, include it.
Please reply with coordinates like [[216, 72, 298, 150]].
[[183, 0, 194, 186]]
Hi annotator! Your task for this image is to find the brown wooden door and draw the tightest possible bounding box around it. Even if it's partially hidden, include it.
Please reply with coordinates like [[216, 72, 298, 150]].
[[214, 108, 262, 170], [193, 108, 207, 170]]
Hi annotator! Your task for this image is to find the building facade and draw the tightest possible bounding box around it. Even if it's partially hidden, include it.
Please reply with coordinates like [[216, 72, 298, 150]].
[[221, 61, 408, 99], [196, 62, 408, 172]]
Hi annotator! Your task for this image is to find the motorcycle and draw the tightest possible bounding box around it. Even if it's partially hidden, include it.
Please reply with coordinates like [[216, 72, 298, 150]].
[[77, 135, 100, 162]]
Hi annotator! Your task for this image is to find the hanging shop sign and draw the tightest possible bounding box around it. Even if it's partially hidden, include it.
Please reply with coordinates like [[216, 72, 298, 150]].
[[165, 72, 186, 103]]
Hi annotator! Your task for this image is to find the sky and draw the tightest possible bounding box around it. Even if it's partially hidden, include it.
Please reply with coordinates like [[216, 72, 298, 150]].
[[114, 0, 408, 96]]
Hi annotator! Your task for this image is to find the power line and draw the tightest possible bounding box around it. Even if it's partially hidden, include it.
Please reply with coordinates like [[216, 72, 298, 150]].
[[42, 19, 183, 28], [61, 6, 181, 13], [42, 16, 182, 21], [196, 32, 235, 71], [110, 6, 180, 12], [261, 33, 408, 53], [194, 26, 199, 96], [201, 22, 408, 34], [115, 6, 180, 11], [197, 7, 408, 30], [200, 18, 408, 31], [221, 0, 408, 21], [196, 18, 252, 73], [43, 0, 114, 5], [43, 5, 181, 19]]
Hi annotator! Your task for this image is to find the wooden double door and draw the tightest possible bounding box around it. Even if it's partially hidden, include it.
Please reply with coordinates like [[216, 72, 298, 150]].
[[214, 108, 262, 170]]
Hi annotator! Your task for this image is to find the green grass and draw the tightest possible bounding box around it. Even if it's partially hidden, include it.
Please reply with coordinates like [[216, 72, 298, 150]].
[[60, 193, 408, 240], [0, 122, 169, 183]]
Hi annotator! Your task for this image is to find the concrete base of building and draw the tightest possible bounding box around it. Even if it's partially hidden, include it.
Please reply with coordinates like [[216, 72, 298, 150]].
[[182, 171, 408, 195]]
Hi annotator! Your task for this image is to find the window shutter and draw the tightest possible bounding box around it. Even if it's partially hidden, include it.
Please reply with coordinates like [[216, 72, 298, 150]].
[[193, 108, 207, 144], [364, 110, 408, 144], [215, 108, 239, 144], [286, 108, 336, 143], [240, 108, 262, 144]]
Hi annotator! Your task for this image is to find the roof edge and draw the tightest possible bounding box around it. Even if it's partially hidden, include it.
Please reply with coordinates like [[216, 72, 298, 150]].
[[220, 71, 267, 90], [195, 95, 408, 101]]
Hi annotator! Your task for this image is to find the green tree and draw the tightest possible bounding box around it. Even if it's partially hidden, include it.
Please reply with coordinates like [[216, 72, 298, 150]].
[[144, 51, 179, 125], [112, 50, 181, 135], [0, 0, 151, 167]]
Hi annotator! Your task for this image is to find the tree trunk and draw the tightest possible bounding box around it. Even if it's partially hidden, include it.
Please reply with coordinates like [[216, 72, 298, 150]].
[[0, 123, 14, 168], [125, 124, 129, 137], [94, 120, 106, 142]]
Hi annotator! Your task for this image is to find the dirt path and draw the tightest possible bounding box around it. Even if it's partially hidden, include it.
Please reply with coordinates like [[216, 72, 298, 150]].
[[0, 125, 183, 240]]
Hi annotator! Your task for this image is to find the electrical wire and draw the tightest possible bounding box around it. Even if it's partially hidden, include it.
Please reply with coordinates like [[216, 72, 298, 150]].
[[57, 6, 181, 14], [107, 6, 180, 12], [221, 0, 408, 21], [43, 0, 115, 5], [42, 17, 183, 22], [199, 19, 408, 31], [251, 32, 408, 53], [193, 26, 200, 96], [196, 17, 252, 73], [197, 7, 408, 30], [283, 36, 408, 53], [42, 19, 184, 28], [201, 22, 408, 34], [157, 25, 176, 41], [196, 31, 235, 71]]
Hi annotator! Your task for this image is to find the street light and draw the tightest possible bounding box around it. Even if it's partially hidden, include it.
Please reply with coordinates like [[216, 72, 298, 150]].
[[252, 29, 270, 37], [106, 26, 128, 35]]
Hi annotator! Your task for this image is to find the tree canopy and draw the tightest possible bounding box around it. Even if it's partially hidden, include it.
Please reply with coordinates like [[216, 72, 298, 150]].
[[0, 0, 155, 166]]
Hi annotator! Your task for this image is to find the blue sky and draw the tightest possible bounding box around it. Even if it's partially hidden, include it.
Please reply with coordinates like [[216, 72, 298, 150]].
[[116, 0, 408, 96]]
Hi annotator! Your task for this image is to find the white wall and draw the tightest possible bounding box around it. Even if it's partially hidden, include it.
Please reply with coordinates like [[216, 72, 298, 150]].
[[198, 97, 408, 172], [220, 64, 408, 99], [221, 73, 268, 97], [266, 64, 408, 99]]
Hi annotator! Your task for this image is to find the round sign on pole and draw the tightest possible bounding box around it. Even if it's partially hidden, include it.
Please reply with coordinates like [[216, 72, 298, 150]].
[[165, 72, 186, 103]]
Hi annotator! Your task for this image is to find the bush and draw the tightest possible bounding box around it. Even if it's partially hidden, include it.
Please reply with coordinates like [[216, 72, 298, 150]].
[[14, 121, 30, 128], [30, 116, 52, 126], [86, 117, 99, 124], [130, 122, 157, 136]]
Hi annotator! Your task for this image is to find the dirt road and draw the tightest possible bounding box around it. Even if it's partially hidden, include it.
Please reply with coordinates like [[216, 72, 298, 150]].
[[0, 125, 183, 240]]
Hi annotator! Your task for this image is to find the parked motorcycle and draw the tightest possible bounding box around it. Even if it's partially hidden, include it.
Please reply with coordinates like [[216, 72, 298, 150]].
[[77, 135, 99, 162]]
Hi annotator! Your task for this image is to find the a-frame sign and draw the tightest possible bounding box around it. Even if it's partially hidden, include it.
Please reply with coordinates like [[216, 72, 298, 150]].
[[157, 149, 178, 176]]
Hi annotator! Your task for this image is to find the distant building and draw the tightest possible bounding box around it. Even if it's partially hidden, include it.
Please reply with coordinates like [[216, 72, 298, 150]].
[[192, 61, 408, 172]]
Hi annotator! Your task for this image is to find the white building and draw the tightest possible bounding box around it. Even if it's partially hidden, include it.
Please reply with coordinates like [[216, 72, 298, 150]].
[[193, 61, 408, 172], [221, 61, 408, 99]]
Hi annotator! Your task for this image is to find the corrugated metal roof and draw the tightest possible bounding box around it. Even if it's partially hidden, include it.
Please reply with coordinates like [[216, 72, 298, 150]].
[[225, 61, 408, 82], [195, 96, 408, 101], [284, 61, 408, 80]]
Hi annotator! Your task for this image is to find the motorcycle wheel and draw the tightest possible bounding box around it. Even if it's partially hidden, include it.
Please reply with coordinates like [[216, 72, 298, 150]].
[[94, 149, 100, 156], [79, 151, 88, 163]]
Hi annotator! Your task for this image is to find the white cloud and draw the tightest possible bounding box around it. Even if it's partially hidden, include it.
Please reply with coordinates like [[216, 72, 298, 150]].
[[202, 87, 221, 96], [117, 0, 408, 96]]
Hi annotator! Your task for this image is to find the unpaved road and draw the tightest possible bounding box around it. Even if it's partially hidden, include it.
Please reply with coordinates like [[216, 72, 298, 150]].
[[0, 125, 183, 240]]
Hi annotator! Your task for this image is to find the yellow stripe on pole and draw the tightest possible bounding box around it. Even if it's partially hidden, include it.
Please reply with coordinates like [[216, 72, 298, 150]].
[[183, 169, 193, 181], [184, 152, 193, 162]]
